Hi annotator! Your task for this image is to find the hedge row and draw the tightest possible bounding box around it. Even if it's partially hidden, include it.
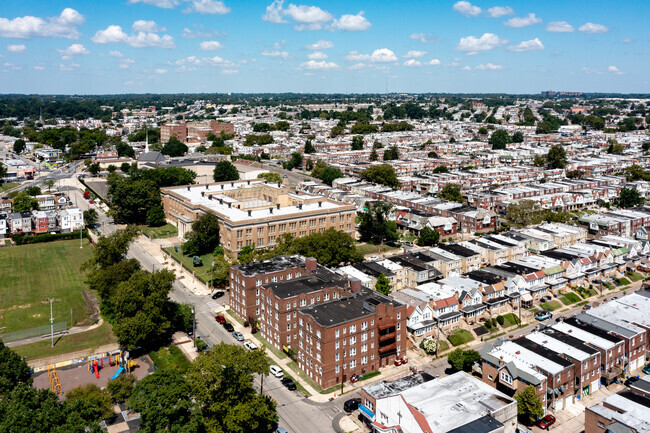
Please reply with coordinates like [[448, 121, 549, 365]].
[[11, 230, 89, 245]]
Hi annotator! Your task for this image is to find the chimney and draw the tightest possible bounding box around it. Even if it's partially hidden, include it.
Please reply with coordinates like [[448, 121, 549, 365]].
[[349, 278, 362, 293], [318, 201, 322, 208], [499, 356, 504, 367], [205, 185, 208, 190], [248, 210, 252, 217], [247, 180, 250, 185], [208, 195, 213, 200], [298, 203, 303, 210], [201, 191, 205, 197], [221, 184, 224, 190], [278, 182, 282, 188], [187, 186, 190, 191], [231, 182, 234, 187], [269, 207, 273, 214], [219, 198, 223, 205], [265, 180, 268, 184], [305, 257, 317, 271], [276, 203, 280, 210]]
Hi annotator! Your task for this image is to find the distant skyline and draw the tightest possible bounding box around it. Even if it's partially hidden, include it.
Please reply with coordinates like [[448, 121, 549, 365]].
[[0, 0, 648, 94]]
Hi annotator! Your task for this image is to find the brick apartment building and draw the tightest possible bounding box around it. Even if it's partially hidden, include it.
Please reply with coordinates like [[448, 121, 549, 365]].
[[161, 118, 234, 144]]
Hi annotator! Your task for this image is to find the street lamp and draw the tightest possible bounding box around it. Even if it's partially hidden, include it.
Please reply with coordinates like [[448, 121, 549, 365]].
[[191, 307, 196, 346], [45, 297, 55, 347]]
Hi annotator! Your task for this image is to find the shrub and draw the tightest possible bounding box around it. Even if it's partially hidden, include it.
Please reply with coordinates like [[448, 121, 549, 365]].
[[419, 337, 438, 355], [11, 230, 89, 245], [497, 316, 505, 326]]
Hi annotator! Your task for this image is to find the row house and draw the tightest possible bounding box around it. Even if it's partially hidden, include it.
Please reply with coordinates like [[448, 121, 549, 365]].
[[0, 208, 84, 237], [585, 391, 650, 433]]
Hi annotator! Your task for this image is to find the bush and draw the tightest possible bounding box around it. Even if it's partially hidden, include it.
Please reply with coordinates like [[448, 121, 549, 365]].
[[11, 230, 89, 245], [419, 337, 438, 355], [484, 320, 492, 330], [492, 318, 498, 328], [496, 316, 505, 326]]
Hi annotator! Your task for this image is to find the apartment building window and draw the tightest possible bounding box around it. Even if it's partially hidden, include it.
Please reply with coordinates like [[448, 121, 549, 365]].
[[335, 341, 339, 350], [350, 360, 356, 369], [361, 333, 367, 342], [293, 301, 297, 308], [335, 330, 339, 338], [324, 293, 330, 301], [335, 365, 340, 374], [350, 336, 356, 345], [286, 324, 291, 331], [257, 228, 264, 236], [316, 353, 321, 362], [317, 296, 320, 302], [300, 299, 306, 307], [500, 372, 513, 385], [310, 297, 315, 305], [397, 312, 401, 320], [286, 303, 290, 310], [256, 279, 262, 286], [361, 321, 367, 331], [246, 228, 252, 238], [350, 325, 356, 333], [361, 344, 367, 353], [397, 323, 401, 330], [316, 330, 321, 338], [350, 348, 356, 356], [287, 273, 292, 280], [269, 225, 276, 233]]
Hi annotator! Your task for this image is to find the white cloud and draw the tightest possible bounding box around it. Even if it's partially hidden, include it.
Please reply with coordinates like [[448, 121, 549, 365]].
[[428, 59, 441, 65], [305, 40, 333, 50], [181, 26, 224, 38], [344, 51, 369, 62], [262, 0, 286, 23], [57, 43, 90, 59], [461, 65, 471, 71], [456, 33, 505, 52], [307, 51, 327, 60], [34, 65, 45, 70], [404, 50, 426, 58], [453, 1, 481, 17], [579, 22, 608, 34], [184, 0, 230, 14], [487, 6, 514, 18], [222, 69, 238, 74], [128, 0, 179, 8], [403, 59, 421, 67], [0, 8, 84, 39], [344, 48, 397, 63], [132, 20, 161, 33], [109, 50, 124, 57], [273, 40, 285, 49], [92, 25, 176, 48], [507, 38, 544, 52], [608, 65, 623, 75], [155, 68, 168, 74], [505, 13, 541, 28], [409, 33, 436, 43], [200, 40, 223, 50], [546, 21, 574, 32], [330, 11, 371, 31], [476, 62, 503, 70], [261, 50, 289, 59], [119, 63, 130, 69], [301, 60, 338, 70], [285, 4, 332, 30], [349, 62, 366, 70], [7, 44, 26, 53], [59, 63, 79, 71], [621, 38, 633, 43]]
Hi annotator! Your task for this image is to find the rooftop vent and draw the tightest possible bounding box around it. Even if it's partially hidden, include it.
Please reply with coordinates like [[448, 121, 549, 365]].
[[221, 184, 224, 190], [228, 202, 231, 208], [187, 186, 190, 191], [269, 208, 273, 214], [208, 195, 213, 200], [219, 198, 223, 205], [276, 203, 280, 210], [201, 191, 205, 197], [298, 203, 303, 210], [231, 182, 234, 187], [278, 182, 282, 187], [247, 180, 250, 185], [205, 185, 208, 190], [248, 210, 252, 217], [318, 201, 322, 208]]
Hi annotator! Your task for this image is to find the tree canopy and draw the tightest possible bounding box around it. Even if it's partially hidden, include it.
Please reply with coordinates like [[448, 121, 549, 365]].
[[183, 212, 221, 256], [213, 161, 240, 182], [375, 273, 392, 295], [161, 137, 188, 157], [257, 172, 283, 183], [616, 187, 643, 209], [546, 144, 568, 169], [515, 385, 544, 425], [438, 183, 463, 203], [360, 164, 400, 188], [358, 201, 399, 245], [417, 226, 440, 247], [489, 130, 510, 150]]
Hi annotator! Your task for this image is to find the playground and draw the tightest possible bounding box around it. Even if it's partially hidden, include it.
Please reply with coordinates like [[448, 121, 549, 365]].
[[33, 351, 154, 398]]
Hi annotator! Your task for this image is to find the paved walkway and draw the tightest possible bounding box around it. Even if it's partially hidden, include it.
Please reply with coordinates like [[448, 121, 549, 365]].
[[6, 319, 105, 348]]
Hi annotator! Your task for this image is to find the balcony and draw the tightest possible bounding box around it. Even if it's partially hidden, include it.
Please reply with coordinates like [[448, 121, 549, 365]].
[[602, 366, 622, 381], [378, 332, 396, 342]]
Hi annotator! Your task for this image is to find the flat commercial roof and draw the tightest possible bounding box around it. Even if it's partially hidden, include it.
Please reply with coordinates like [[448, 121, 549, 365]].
[[525, 330, 593, 362], [552, 321, 618, 351]]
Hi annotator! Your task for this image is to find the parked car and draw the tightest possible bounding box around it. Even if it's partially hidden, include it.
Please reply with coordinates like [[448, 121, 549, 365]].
[[537, 415, 556, 429], [223, 323, 234, 332], [344, 398, 361, 413], [243, 340, 258, 351], [540, 295, 552, 302], [281, 378, 296, 390], [215, 315, 226, 324], [270, 365, 283, 378], [535, 310, 553, 321], [624, 376, 639, 387], [350, 374, 359, 383], [211, 291, 225, 299], [643, 364, 650, 375], [275, 428, 288, 433], [232, 332, 244, 341], [404, 241, 414, 247]]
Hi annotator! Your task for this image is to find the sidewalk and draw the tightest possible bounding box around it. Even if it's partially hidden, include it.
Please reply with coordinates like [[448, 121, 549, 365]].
[[6, 318, 105, 348]]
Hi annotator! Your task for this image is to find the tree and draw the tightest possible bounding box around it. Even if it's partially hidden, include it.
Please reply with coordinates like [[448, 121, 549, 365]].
[[375, 273, 392, 295], [438, 183, 463, 203], [428, 151, 439, 158], [489, 130, 510, 150], [447, 348, 480, 372], [11, 192, 39, 212], [283, 152, 303, 170], [511, 131, 524, 143], [0, 341, 32, 396], [107, 165, 117, 174], [146, 205, 166, 227], [533, 155, 546, 167], [186, 343, 277, 433], [107, 373, 136, 405], [606, 139, 624, 154], [616, 187, 644, 208], [369, 147, 378, 161], [546, 144, 568, 169], [86, 226, 140, 270], [130, 368, 202, 433], [25, 185, 41, 196], [358, 201, 399, 245], [477, 127, 488, 135], [66, 384, 114, 421], [432, 165, 448, 173], [88, 163, 101, 176], [287, 228, 363, 266], [120, 162, 131, 173], [83, 208, 98, 227], [161, 137, 188, 157], [213, 161, 240, 182], [183, 212, 220, 256], [351, 135, 364, 151], [515, 385, 544, 425], [0, 163, 6, 183], [360, 164, 400, 188], [304, 139, 316, 154], [383, 145, 399, 161], [13, 139, 26, 154], [238, 244, 257, 264], [417, 226, 440, 247], [257, 172, 283, 183], [506, 200, 543, 227], [115, 142, 135, 158], [107, 175, 160, 224]]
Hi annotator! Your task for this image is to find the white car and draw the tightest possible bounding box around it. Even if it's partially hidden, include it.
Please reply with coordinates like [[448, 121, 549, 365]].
[[269, 365, 283, 378], [243, 340, 258, 351]]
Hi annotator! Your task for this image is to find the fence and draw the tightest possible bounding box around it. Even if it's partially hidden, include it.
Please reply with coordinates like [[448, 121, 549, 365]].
[[0, 321, 68, 343]]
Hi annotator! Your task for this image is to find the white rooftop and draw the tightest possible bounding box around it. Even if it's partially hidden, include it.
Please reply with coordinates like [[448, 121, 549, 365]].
[[486, 340, 547, 382], [551, 321, 617, 351], [500, 340, 565, 375], [525, 331, 592, 362]]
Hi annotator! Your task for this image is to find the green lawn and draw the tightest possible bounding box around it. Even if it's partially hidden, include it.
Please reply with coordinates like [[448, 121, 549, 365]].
[[0, 182, 19, 193], [560, 292, 582, 305], [138, 223, 178, 239], [498, 313, 520, 328], [356, 243, 398, 257], [12, 321, 118, 361], [541, 300, 563, 311], [149, 346, 191, 372], [438, 340, 450, 354], [448, 329, 474, 346], [615, 277, 631, 286], [0, 240, 93, 333], [164, 246, 216, 284], [628, 272, 645, 282]]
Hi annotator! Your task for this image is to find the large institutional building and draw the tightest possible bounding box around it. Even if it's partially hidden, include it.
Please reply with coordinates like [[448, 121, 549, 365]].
[[160, 119, 234, 144], [161, 179, 356, 253]]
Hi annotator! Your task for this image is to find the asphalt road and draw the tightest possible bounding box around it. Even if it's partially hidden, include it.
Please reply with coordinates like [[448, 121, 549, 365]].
[[73, 184, 344, 433]]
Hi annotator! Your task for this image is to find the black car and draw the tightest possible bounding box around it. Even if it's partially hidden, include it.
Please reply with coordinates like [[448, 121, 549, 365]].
[[223, 323, 234, 332], [281, 378, 297, 391], [212, 291, 225, 299], [624, 376, 639, 387], [344, 398, 361, 413]]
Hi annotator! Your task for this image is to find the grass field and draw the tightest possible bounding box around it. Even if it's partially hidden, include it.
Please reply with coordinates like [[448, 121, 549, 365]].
[[560, 292, 582, 305], [628, 272, 645, 282], [0, 239, 93, 333], [615, 277, 631, 286], [498, 313, 520, 328], [138, 223, 178, 239], [448, 329, 474, 346], [357, 243, 398, 257], [541, 300, 563, 311], [438, 340, 450, 354], [149, 346, 191, 372], [0, 182, 19, 193], [12, 321, 117, 361], [164, 246, 216, 284]]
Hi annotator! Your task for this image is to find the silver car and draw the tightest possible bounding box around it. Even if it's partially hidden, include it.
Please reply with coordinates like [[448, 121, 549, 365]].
[[232, 331, 244, 341]]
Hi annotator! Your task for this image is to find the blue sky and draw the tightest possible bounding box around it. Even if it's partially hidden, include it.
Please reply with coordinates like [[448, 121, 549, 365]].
[[0, 0, 648, 94]]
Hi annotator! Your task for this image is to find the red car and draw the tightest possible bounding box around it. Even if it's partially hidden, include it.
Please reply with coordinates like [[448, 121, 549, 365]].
[[394, 356, 409, 366], [537, 414, 556, 429], [215, 315, 226, 324]]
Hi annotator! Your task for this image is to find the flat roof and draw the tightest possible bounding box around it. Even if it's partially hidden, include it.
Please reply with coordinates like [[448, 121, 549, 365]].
[[266, 268, 347, 299], [484, 339, 565, 375], [525, 330, 594, 361], [362, 373, 426, 399], [232, 255, 304, 277], [299, 289, 401, 327], [552, 321, 618, 351]]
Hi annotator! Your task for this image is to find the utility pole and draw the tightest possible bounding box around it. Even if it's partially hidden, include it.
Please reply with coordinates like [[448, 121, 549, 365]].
[[260, 373, 264, 394], [46, 298, 55, 347], [80, 221, 83, 249], [191, 307, 196, 346]]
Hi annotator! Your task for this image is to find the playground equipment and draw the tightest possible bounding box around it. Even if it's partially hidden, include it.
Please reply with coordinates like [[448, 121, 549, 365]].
[[87, 358, 104, 378], [47, 365, 63, 397], [109, 351, 138, 380]]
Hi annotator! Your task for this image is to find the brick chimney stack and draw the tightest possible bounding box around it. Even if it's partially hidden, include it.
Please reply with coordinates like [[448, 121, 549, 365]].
[[305, 257, 317, 271]]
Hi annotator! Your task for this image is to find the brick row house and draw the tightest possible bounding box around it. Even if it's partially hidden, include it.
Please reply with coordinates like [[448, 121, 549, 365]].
[[0, 208, 83, 238]]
